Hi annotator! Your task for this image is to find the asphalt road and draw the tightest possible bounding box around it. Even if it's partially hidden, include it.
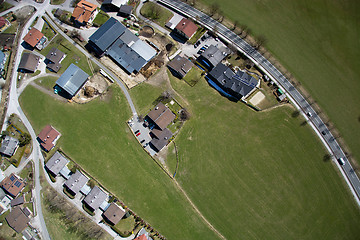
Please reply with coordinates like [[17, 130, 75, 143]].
[[158, 0, 360, 204]]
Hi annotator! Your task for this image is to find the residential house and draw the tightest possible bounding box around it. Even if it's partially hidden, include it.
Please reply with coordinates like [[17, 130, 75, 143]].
[[134, 228, 153, 240], [196, 45, 230, 71], [83, 186, 107, 212], [37, 125, 61, 152], [23, 28, 45, 49], [55, 63, 89, 98], [167, 55, 193, 78], [207, 63, 259, 101], [18, 52, 40, 73], [147, 102, 175, 130], [0, 173, 25, 198], [149, 128, 172, 152], [0, 136, 19, 157], [89, 17, 156, 74], [64, 170, 89, 196], [10, 195, 25, 207], [72, 0, 98, 26], [5, 206, 30, 233], [45, 151, 69, 177], [102, 202, 125, 225], [165, 15, 183, 30], [173, 18, 198, 40], [101, 0, 126, 12], [118, 4, 133, 17], [45, 48, 65, 73]]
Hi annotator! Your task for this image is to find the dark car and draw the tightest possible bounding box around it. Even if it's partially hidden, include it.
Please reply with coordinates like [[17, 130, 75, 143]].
[[140, 139, 145, 144], [134, 130, 139, 134], [337, 158, 345, 166]]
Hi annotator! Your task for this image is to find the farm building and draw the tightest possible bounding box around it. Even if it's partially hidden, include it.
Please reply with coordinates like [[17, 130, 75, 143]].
[[101, 0, 126, 12], [55, 63, 89, 98], [118, 4, 133, 17]]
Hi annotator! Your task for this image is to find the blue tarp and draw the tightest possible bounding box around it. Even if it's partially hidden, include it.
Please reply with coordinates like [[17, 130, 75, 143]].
[[206, 77, 235, 99]]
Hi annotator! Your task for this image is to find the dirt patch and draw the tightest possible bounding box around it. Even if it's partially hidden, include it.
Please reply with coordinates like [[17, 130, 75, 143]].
[[14, 6, 36, 23], [72, 73, 111, 103], [139, 25, 154, 38], [249, 91, 265, 106]]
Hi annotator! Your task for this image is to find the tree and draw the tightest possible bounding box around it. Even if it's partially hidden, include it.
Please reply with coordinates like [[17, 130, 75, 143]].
[[255, 34, 267, 49], [19, 133, 31, 147], [149, 3, 161, 20], [179, 109, 190, 121], [84, 86, 96, 97], [323, 153, 332, 162]]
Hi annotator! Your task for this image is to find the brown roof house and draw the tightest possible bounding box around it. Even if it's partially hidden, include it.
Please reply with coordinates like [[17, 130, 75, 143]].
[[147, 102, 175, 130], [0, 173, 25, 198], [37, 125, 61, 152], [64, 170, 89, 196], [174, 18, 198, 40], [5, 206, 30, 233], [83, 186, 107, 212], [45, 151, 69, 177], [18, 52, 40, 73], [167, 55, 194, 79], [72, 0, 98, 26], [45, 48, 65, 72], [102, 202, 125, 225], [150, 128, 172, 152], [23, 28, 46, 49]]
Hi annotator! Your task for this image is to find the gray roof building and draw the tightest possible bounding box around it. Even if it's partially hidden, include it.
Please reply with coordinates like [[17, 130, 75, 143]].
[[102, 0, 126, 11], [45, 151, 69, 177], [56, 63, 89, 97], [64, 170, 89, 196], [118, 4, 133, 17], [83, 186, 107, 211], [89, 17, 156, 73], [10, 195, 25, 207], [89, 17, 126, 55], [167, 55, 193, 78], [150, 128, 172, 152], [0, 136, 19, 157], [18, 52, 40, 73], [45, 48, 65, 72], [208, 63, 259, 100], [197, 45, 230, 70]]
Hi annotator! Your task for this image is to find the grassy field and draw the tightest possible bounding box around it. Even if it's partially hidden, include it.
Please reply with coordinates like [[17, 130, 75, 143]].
[[42, 21, 56, 40], [93, 10, 110, 27], [140, 2, 173, 27], [129, 74, 360, 239], [41, 35, 93, 75], [199, 0, 360, 164], [19, 85, 220, 240], [35, 76, 58, 90]]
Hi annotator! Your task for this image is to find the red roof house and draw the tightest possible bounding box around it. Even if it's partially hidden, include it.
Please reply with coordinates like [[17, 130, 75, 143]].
[[23, 28, 45, 48], [0, 173, 25, 198], [133, 234, 147, 240], [37, 125, 61, 152], [174, 18, 198, 40], [72, 0, 97, 25]]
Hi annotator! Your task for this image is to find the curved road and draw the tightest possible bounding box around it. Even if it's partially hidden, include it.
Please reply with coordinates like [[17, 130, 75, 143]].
[[158, 0, 360, 206]]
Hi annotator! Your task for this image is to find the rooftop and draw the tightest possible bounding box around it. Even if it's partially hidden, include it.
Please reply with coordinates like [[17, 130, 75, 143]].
[[45, 151, 69, 177], [147, 102, 175, 130], [56, 63, 89, 97], [64, 170, 89, 195], [150, 128, 172, 152], [0, 173, 25, 198], [199, 45, 230, 68], [102, 202, 125, 225], [45, 48, 65, 65], [0, 135, 19, 157], [5, 207, 30, 233], [23, 28, 44, 48], [37, 125, 61, 152], [18, 52, 40, 73], [175, 18, 198, 39], [167, 55, 194, 78], [72, 0, 97, 24], [83, 186, 108, 211]]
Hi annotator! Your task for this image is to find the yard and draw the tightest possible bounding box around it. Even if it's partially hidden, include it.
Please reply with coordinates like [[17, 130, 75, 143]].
[[19, 85, 220, 240], [42, 19, 57, 40], [129, 74, 360, 239], [41, 35, 93, 75], [198, 0, 360, 165], [0, 2, 13, 13], [140, 2, 173, 27], [92, 10, 110, 27]]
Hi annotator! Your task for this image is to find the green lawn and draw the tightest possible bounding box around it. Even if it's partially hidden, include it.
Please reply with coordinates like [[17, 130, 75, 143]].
[[19, 85, 220, 240], [50, 0, 66, 5], [40, 35, 92, 75], [199, 0, 360, 164], [129, 73, 360, 239], [42, 20, 56, 40], [92, 10, 110, 27], [140, 2, 173, 27], [183, 67, 203, 87], [0, 2, 13, 13], [35, 76, 58, 91]]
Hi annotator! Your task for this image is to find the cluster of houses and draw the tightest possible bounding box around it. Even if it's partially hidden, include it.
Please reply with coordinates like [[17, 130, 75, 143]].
[[168, 42, 259, 101], [0, 172, 32, 234], [88, 17, 157, 74]]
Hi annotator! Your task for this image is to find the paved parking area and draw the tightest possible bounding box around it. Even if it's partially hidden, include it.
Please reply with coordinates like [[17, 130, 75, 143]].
[[180, 33, 229, 58], [128, 117, 157, 156]]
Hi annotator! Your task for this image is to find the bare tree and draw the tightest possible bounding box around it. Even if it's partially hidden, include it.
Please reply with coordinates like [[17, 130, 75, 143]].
[[209, 3, 219, 16], [232, 20, 239, 30], [254, 34, 267, 49]]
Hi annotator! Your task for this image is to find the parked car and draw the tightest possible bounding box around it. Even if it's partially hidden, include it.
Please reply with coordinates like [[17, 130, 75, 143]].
[[194, 41, 201, 48], [203, 44, 209, 49], [197, 49, 204, 54], [140, 139, 145, 143], [135, 130, 139, 134], [136, 132, 141, 137], [306, 112, 312, 117]]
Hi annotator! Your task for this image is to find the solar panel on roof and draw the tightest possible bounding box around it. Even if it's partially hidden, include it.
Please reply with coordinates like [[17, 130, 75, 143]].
[[10, 175, 15, 181], [14, 181, 22, 187]]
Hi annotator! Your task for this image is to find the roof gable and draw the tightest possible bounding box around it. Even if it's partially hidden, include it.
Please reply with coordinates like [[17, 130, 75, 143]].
[[175, 18, 198, 38], [23, 28, 44, 48], [45, 151, 69, 176], [56, 64, 89, 96]]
